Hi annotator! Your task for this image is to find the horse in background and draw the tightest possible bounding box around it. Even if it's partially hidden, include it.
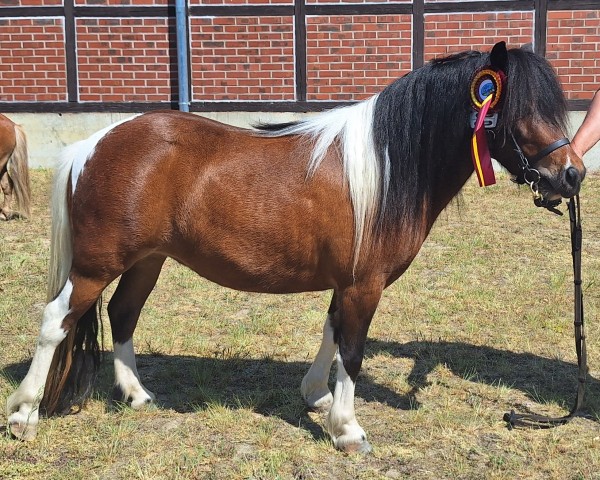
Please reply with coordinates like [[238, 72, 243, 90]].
[[6, 42, 586, 452], [0, 114, 31, 220]]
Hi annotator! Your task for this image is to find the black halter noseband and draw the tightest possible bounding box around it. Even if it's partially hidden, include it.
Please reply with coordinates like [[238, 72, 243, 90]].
[[509, 132, 571, 215]]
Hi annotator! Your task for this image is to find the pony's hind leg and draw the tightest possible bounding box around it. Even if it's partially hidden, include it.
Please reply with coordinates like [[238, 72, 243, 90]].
[[107, 255, 165, 408], [301, 294, 337, 413], [6, 275, 106, 440], [6, 281, 72, 440]]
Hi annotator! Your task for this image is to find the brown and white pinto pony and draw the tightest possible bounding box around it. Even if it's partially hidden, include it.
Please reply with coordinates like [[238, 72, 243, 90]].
[[7, 42, 585, 452], [0, 114, 30, 220]]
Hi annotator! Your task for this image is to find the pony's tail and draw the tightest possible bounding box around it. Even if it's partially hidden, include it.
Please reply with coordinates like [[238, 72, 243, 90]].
[[39, 144, 102, 416], [7, 124, 31, 218], [40, 301, 102, 416], [46, 146, 76, 303]]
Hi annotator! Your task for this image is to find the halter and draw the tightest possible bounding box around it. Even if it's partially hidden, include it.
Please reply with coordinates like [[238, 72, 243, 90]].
[[509, 132, 571, 215], [505, 136, 588, 428]]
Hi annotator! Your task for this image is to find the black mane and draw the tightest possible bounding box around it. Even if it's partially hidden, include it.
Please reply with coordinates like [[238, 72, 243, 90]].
[[373, 46, 568, 231], [254, 121, 301, 132]]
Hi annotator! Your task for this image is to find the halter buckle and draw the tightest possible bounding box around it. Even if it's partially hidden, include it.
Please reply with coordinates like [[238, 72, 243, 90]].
[[469, 111, 498, 129]]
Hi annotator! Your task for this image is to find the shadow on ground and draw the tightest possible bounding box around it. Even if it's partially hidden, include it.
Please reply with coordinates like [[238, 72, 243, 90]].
[[2, 339, 598, 439]]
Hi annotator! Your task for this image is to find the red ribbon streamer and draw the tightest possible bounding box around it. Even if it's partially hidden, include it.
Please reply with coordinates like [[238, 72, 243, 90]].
[[471, 94, 496, 187]]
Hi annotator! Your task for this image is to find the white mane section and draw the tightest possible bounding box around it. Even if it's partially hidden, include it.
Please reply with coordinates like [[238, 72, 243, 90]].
[[264, 96, 382, 264]]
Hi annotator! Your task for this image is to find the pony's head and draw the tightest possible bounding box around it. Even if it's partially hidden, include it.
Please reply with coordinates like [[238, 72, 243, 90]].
[[485, 41, 586, 202]]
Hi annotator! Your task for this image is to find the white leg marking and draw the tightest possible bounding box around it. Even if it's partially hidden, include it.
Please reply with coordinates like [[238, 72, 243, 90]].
[[301, 315, 336, 412], [114, 339, 155, 408], [6, 281, 73, 439], [326, 353, 371, 453]]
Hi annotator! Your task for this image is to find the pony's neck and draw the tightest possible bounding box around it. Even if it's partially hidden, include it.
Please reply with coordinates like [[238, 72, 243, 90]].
[[429, 151, 475, 225]]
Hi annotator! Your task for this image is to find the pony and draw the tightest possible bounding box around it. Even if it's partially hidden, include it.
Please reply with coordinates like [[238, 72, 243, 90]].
[[0, 113, 31, 220], [6, 42, 585, 452]]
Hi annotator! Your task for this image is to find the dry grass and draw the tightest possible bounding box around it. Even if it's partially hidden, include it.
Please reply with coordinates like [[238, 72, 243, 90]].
[[2, 170, 600, 479]]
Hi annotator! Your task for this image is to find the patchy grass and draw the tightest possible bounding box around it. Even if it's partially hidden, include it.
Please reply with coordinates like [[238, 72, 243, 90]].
[[1, 170, 600, 479]]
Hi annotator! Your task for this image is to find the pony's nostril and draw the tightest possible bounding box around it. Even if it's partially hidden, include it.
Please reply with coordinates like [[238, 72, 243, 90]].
[[564, 166, 580, 188]]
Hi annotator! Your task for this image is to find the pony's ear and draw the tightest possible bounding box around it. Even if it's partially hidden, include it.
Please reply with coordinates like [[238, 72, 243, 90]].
[[490, 41, 508, 71]]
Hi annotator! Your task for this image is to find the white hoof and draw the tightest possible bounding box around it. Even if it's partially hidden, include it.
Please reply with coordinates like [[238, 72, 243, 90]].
[[113, 383, 155, 409], [327, 418, 372, 454], [334, 434, 372, 454]]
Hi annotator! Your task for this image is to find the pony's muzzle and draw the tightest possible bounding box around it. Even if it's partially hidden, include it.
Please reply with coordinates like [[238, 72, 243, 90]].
[[538, 163, 585, 201]]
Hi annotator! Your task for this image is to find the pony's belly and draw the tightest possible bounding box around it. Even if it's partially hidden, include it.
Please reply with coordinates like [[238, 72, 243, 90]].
[[183, 258, 334, 294], [166, 241, 339, 294]]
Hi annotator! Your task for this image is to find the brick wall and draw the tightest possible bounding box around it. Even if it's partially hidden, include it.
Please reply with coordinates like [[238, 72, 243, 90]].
[[75, 0, 169, 5], [191, 0, 292, 4], [306, 0, 409, 3], [0, 3, 599, 107], [547, 10, 600, 100], [0, 17, 67, 102], [6, 0, 62, 5], [424, 12, 534, 60]]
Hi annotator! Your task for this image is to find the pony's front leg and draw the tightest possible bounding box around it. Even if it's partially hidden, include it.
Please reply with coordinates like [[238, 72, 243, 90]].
[[6, 282, 72, 440], [301, 295, 337, 412], [325, 283, 382, 454]]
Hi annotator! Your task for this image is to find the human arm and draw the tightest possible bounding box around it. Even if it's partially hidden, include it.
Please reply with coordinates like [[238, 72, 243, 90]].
[[571, 88, 600, 157]]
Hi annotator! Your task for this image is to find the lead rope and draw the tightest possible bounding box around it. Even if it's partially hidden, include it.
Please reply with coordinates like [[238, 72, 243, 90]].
[[504, 195, 587, 428]]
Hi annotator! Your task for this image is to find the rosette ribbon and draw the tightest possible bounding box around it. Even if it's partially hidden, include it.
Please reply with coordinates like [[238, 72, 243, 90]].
[[470, 93, 496, 187]]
